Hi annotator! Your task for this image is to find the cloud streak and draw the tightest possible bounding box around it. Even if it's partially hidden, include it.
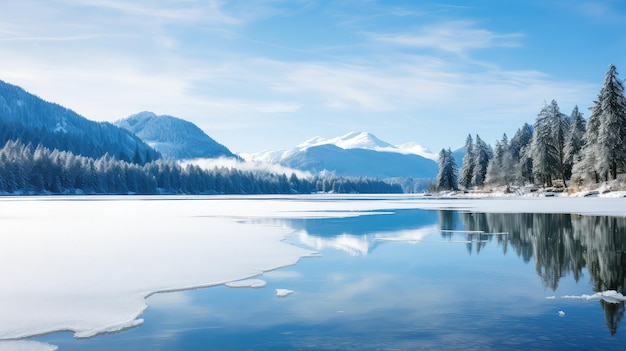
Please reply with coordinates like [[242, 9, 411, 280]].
[[369, 20, 523, 54]]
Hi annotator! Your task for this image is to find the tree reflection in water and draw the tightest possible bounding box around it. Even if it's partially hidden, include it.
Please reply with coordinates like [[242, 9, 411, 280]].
[[440, 210, 626, 335]]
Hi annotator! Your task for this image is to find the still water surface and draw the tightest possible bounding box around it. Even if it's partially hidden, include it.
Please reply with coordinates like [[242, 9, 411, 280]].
[[38, 208, 626, 350]]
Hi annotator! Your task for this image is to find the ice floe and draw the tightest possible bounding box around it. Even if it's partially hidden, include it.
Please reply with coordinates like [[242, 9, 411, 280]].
[[562, 290, 626, 303]]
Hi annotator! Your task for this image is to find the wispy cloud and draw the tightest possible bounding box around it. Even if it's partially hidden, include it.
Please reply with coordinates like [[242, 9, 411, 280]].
[[577, 1, 626, 23], [0, 34, 107, 42], [369, 20, 523, 54], [55, 0, 240, 24]]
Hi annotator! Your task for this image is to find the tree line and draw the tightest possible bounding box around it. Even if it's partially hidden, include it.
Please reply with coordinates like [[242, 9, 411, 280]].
[[436, 64, 626, 191], [0, 139, 402, 195]]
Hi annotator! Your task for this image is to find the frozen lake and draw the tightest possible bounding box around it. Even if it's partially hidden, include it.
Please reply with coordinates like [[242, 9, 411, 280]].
[[2, 195, 626, 350]]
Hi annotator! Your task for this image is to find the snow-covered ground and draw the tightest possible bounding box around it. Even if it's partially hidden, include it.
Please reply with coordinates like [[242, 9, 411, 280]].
[[1, 194, 625, 351]]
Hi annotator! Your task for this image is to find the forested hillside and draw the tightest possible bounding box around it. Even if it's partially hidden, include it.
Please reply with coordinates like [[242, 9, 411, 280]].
[[0, 140, 402, 195], [436, 64, 626, 192], [0, 80, 160, 164]]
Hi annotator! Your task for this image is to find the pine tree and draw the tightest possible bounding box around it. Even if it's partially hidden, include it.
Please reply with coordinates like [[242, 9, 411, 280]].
[[564, 106, 586, 180], [531, 100, 568, 186], [510, 123, 533, 184], [436, 148, 458, 191], [552, 101, 571, 181], [486, 133, 514, 187], [471, 135, 492, 187], [459, 134, 475, 189], [576, 101, 603, 183], [590, 64, 626, 180]]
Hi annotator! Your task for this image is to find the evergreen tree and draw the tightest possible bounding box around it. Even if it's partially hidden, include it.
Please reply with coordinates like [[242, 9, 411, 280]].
[[575, 101, 603, 183], [510, 123, 533, 184], [471, 135, 492, 187], [579, 64, 626, 181], [486, 133, 514, 187], [553, 101, 571, 181], [564, 106, 586, 180], [531, 100, 568, 186], [459, 134, 475, 189], [436, 148, 458, 191]]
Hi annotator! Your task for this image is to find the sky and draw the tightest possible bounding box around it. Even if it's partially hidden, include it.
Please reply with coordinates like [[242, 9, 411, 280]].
[[1, 0, 625, 154]]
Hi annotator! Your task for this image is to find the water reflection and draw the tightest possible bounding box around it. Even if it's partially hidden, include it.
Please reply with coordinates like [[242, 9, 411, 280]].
[[447, 211, 626, 335], [277, 209, 626, 335], [259, 209, 440, 255]]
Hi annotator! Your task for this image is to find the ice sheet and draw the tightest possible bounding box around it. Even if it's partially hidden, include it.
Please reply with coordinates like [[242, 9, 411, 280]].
[[0, 198, 315, 340]]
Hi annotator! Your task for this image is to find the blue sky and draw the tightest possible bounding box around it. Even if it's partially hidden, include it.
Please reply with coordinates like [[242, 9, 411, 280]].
[[1, 0, 625, 154]]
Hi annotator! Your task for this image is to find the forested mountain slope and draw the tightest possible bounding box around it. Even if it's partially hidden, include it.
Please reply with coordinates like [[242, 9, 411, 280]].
[[115, 112, 236, 160], [0, 80, 160, 164]]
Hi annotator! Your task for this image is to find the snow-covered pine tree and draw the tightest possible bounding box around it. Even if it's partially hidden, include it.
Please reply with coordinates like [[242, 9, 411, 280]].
[[486, 134, 514, 187], [563, 106, 586, 179], [510, 123, 533, 184], [575, 101, 603, 183], [596, 64, 626, 180], [576, 65, 626, 182], [553, 101, 571, 181], [531, 100, 565, 187], [459, 134, 475, 189], [436, 148, 458, 191], [471, 135, 492, 187], [486, 139, 503, 186]]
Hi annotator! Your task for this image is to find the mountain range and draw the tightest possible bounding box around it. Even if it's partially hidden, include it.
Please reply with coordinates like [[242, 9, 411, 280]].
[[0, 79, 444, 182]]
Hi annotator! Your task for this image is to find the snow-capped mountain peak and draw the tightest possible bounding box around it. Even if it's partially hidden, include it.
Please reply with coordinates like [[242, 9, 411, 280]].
[[297, 131, 393, 151], [242, 131, 438, 164]]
